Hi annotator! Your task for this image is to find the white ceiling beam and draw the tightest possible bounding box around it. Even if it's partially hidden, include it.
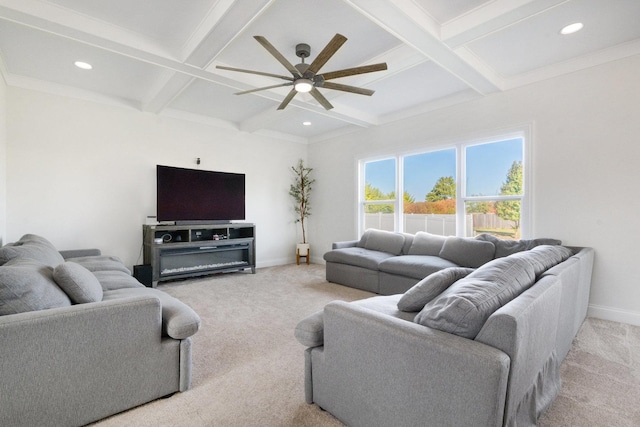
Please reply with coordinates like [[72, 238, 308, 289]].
[[441, 0, 569, 48], [144, 0, 276, 114], [343, 0, 501, 95], [503, 38, 640, 90]]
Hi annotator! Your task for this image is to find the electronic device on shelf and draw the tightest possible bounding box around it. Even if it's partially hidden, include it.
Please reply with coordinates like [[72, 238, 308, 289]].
[[156, 165, 245, 224]]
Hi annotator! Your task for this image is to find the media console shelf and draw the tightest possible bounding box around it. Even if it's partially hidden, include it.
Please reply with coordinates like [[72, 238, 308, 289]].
[[143, 223, 256, 287]]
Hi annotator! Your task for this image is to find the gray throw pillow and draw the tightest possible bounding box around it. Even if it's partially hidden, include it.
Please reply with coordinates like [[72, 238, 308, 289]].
[[397, 267, 475, 312], [0, 258, 72, 315], [53, 262, 103, 304], [414, 256, 535, 339], [407, 232, 448, 256], [439, 237, 495, 268]]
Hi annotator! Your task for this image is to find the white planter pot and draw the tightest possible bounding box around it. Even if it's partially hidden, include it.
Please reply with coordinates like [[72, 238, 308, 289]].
[[296, 243, 309, 256]]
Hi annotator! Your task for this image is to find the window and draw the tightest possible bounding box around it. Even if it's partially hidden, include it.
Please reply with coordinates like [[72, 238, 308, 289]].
[[403, 149, 456, 235], [463, 138, 525, 239], [359, 132, 528, 239], [362, 158, 396, 231]]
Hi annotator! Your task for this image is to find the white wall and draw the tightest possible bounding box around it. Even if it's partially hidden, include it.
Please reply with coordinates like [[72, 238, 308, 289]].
[[0, 76, 6, 244], [6, 88, 307, 269], [310, 54, 640, 326]]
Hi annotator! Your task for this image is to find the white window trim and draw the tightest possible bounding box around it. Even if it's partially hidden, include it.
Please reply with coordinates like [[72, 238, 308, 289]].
[[358, 125, 532, 238]]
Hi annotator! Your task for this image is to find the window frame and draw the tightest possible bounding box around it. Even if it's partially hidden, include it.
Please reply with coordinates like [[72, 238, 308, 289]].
[[358, 127, 531, 238]]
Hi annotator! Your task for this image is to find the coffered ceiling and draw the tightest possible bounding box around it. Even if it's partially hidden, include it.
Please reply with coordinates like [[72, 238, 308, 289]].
[[0, 0, 638, 142]]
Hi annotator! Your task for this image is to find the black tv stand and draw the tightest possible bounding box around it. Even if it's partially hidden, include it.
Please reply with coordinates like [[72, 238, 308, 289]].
[[143, 223, 256, 287]]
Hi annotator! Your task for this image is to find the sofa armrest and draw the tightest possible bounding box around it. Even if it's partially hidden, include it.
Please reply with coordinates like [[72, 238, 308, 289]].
[[316, 301, 510, 427], [59, 248, 102, 259], [332, 240, 359, 250], [0, 296, 168, 425]]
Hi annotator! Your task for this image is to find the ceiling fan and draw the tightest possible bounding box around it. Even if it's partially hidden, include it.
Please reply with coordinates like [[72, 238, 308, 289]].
[[216, 34, 387, 110]]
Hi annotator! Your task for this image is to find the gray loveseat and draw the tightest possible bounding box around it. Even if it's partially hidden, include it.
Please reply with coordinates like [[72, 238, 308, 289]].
[[324, 229, 560, 294], [0, 234, 201, 427], [299, 241, 594, 426]]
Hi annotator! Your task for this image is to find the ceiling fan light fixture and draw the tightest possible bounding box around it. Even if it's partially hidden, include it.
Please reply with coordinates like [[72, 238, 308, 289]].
[[294, 79, 313, 93]]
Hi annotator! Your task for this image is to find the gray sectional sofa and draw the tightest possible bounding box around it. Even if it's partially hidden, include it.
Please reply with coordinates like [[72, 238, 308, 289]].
[[0, 234, 201, 427], [299, 233, 594, 426], [324, 228, 561, 294]]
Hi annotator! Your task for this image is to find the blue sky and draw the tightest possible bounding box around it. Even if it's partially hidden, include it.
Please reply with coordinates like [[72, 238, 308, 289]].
[[365, 138, 523, 201]]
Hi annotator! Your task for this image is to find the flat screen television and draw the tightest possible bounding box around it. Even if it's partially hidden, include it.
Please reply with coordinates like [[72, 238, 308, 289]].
[[156, 165, 245, 224]]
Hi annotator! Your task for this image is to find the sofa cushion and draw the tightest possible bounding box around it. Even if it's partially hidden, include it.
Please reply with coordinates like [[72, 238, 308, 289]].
[[0, 234, 64, 267], [102, 288, 201, 339], [509, 245, 573, 276], [397, 267, 475, 312], [92, 270, 146, 291], [357, 229, 406, 255], [64, 255, 131, 275], [378, 255, 460, 280], [475, 233, 562, 258], [414, 256, 535, 339], [0, 258, 72, 315], [53, 261, 103, 304], [407, 232, 448, 256], [324, 247, 396, 270], [439, 237, 495, 268]]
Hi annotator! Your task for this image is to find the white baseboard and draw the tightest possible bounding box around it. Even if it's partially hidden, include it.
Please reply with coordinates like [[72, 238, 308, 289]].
[[588, 304, 640, 327]]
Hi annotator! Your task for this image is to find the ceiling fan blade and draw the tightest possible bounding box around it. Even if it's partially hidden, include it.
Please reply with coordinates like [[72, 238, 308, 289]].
[[320, 63, 388, 81], [321, 81, 374, 96], [235, 82, 293, 95], [254, 36, 302, 77], [309, 88, 334, 110], [306, 34, 347, 75], [277, 89, 298, 110], [216, 65, 293, 81]]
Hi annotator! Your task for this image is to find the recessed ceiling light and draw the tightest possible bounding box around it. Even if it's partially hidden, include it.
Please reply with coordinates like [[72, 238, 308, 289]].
[[74, 61, 93, 70], [560, 22, 584, 35], [302, 121, 312, 126]]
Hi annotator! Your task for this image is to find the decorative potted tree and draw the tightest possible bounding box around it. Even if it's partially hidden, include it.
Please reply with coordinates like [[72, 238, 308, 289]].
[[289, 159, 315, 264]]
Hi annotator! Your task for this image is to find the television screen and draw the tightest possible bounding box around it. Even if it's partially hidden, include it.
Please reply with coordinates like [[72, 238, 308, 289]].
[[156, 165, 245, 223]]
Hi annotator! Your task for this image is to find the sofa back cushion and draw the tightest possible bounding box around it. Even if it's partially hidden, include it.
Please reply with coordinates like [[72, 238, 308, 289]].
[[0, 234, 64, 267], [357, 229, 405, 255], [0, 258, 72, 315], [407, 232, 447, 256], [414, 256, 535, 339], [509, 245, 574, 277], [439, 237, 495, 268], [476, 233, 562, 258]]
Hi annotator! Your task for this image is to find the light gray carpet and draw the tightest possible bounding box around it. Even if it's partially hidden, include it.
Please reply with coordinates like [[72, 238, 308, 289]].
[[92, 264, 640, 426]]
